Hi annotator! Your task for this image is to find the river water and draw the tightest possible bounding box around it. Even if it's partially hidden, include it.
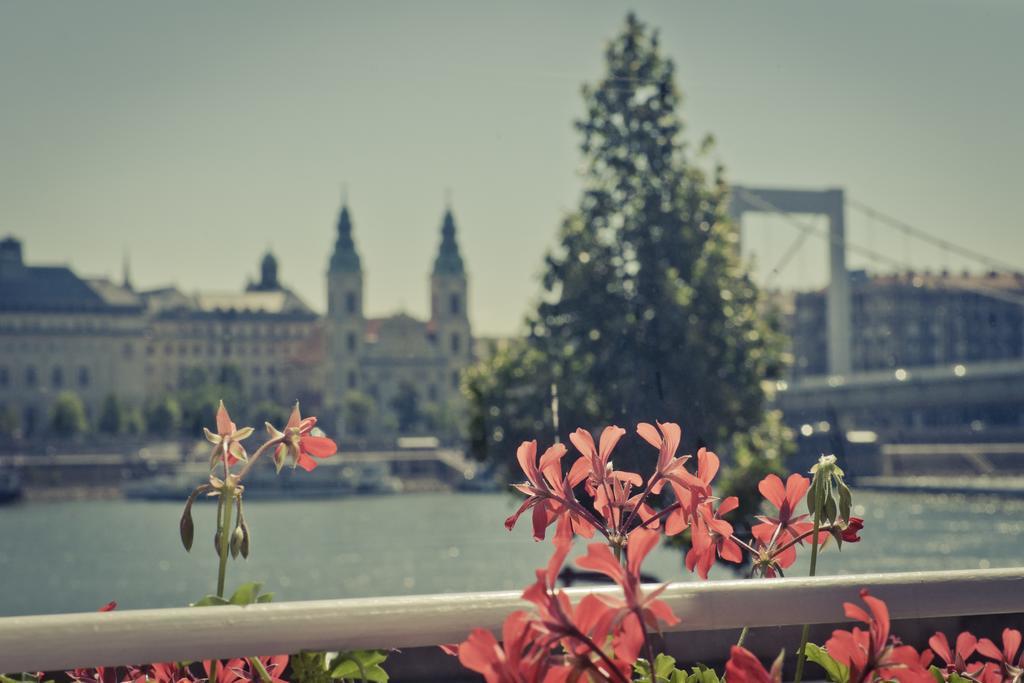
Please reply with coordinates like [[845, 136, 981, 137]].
[[0, 491, 1022, 617]]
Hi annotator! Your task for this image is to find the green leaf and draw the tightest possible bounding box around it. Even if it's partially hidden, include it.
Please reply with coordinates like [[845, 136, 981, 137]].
[[329, 650, 389, 682], [823, 495, 838, 526], [654, 653, 678, 679], [928, 666, 947, 683], [192, 595, 231, 607], [229, 581, 263, 605], [803, 643, 848, 683], [256, 592, 275, 603], [837, 482, 852, 523]]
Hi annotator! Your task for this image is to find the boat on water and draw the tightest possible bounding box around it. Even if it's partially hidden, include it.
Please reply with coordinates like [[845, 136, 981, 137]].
[[124, 460, 403, 501], [0, 468, 23, 505]]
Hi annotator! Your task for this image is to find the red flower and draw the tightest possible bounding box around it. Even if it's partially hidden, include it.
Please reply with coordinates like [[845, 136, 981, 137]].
[[576, 528, 679, 667], [98, 601, 117, 612], [146, 662, 196, 682], [204, 401, 254, 467], [568, 426, 628, 488], [457, 610, 548, 683], [751, 474, 813, 570], [664, 447, 720, 536], [725, 646, 782, 683], [929, 630, 983, 678], [841, 516, 865, 542], [685, 497, 743, 579], [825, 589, 933, 683], [204, 656, 288, 683], [977, 628, 1023, 681], [635, 422, 705, 495], [505, 440, 595, 542], [269, 403, 337, 472]]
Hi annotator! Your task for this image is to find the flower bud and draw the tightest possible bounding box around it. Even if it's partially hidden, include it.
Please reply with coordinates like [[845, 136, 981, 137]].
[[840, 517, 864, 542], [230, 526, 244, 558], [239, 519, 251, 559], [179, 504, 195, 552]]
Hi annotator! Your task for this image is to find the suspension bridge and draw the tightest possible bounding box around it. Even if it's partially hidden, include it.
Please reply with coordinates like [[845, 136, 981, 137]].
[[729, 185, 1024, 460]]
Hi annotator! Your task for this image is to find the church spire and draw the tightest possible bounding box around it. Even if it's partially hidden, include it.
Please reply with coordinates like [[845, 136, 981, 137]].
[[329, 197, 362, 273], [122, 251, 133, 291], [433, 206, 465, 276]]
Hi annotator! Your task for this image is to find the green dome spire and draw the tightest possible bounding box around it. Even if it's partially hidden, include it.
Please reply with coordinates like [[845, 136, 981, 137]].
[[330, 204, 362, 273], [432, 208, 465, 276]]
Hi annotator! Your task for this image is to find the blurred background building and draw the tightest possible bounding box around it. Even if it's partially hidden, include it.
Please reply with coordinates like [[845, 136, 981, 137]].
[[0, 200, 473, 442]]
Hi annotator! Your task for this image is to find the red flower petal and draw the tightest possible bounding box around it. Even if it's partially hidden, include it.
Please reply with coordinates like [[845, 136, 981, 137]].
[[301, 435, 337, 458]]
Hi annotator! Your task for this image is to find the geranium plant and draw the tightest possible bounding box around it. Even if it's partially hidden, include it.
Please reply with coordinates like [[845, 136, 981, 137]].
[[1, 401, 390, 683], [447, 422, 1021, 683]]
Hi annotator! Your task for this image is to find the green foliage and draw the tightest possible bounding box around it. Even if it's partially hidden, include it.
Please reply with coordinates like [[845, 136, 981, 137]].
[[191, 581, 274, 607], [328, 650, 389, 682], [124, 406, 145, 435], [249, 400, 292, 431], [49, 390, 88, 438], [177, 365, 244, 436], [465, 13, 790, 488], [342, 390, 375, 437], [422, 399, 463, 443], [97, 394, 125, 435], [0, 404, 19, 438], [635, 656, 722, 683], [804, 643, 848, 683], [290, 650, 390, 683], [389, 381, 420, 434], [145, 395, 182, 437]]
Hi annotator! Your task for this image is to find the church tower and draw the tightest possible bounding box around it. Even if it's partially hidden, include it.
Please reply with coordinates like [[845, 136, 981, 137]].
[[326, 199, 365, 413], [430, 205, 472, 402]]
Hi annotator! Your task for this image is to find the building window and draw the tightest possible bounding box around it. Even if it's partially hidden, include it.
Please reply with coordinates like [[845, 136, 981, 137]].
[[450, 293, 460, 316], [122, 342, 134, 359], [346, 292, 357, 314], [0, 367, 7, 387], [78, 367, 90, 387], [51, 367, 63, 389], [347, 371, 357, 389], [451, 371, 460, 390], [450, 333, 460, 354], [347, 332, 357, 352], [25, 366, 37, 387], [428, 384, 438, 402]]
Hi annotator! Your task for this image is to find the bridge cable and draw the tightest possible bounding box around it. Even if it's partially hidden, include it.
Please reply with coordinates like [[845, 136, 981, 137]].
[[847, 197, 1020, 274], [732, 188, 1024, 308]]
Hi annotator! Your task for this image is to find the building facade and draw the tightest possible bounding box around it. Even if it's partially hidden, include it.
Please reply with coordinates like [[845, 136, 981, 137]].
[[325, 203, 472, 437], [790, 270, 1024, 378], [0, 201, 473, 440]]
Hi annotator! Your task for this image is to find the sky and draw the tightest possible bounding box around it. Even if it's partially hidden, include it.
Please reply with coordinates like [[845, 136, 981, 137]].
[[2, 0, 1022, 336]]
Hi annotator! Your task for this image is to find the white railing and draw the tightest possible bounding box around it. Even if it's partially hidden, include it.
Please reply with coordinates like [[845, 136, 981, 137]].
[[1, 568, 1022, 673]]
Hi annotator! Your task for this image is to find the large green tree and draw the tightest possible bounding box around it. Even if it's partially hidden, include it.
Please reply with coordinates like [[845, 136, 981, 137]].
[[466, 14, 790, 503]]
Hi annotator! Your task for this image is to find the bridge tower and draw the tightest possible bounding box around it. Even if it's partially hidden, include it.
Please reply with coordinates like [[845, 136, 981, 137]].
[[729, 186, 852, 376]]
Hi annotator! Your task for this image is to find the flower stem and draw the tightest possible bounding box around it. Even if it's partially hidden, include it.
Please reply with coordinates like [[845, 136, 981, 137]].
[[792, 477, 825, 683], [736, 625, 750, 648], [236, 439, 280, 482], [216, 486, 234, 598], [248, 657, 273, 683]]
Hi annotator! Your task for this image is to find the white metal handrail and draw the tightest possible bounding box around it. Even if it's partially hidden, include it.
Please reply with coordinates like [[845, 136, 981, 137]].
[[1, 568, 1022, 672]]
